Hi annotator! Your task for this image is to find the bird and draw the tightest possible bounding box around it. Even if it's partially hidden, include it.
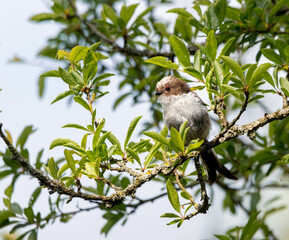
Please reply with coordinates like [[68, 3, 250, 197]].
[[155, 75, 237, 183]]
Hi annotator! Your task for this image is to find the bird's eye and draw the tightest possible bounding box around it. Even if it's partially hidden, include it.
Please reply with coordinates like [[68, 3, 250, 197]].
[[165, 87, 170, 91]]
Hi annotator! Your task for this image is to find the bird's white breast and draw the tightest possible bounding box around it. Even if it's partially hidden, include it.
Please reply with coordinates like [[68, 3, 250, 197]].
[[159, 92, 210, 141]]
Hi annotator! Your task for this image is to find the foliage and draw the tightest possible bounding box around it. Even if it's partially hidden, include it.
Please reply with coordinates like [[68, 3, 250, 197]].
[[1, 0, 289, 239]]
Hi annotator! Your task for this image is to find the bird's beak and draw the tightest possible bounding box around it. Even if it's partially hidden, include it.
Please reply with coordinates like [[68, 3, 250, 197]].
[[155, 91, 163, 96]]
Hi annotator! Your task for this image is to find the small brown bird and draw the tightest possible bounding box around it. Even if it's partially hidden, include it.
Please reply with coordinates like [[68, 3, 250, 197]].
[[155, 76, 237, 183]]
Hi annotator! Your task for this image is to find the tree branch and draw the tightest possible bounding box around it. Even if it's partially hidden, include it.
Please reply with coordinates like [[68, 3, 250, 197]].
[[66, 0, 198, 58]]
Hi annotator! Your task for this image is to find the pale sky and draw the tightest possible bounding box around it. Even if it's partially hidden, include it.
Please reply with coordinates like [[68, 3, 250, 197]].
[[1, 0, 289, 239]]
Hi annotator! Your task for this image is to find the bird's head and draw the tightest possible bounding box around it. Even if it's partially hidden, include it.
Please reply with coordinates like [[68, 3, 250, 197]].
[[155, 76, 191, 97]]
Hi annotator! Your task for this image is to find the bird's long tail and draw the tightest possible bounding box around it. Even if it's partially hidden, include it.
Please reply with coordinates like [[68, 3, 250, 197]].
[[200, 149, 238, 183]]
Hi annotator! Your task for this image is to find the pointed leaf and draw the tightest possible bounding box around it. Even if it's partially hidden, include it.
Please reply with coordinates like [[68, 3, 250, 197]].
[[125, 147, 141, 166], [206, 30, 217, 61], [124, 116, 142, 148], [169, 35, 191, 67], [143, 131, 170, 147], [74, 96, 91, 112], [249, 63, 272, 88], [51, 90, 74, 104], [170, 127, 184, 152], [219, 38, 236, 56], [64, 149, 76, 173], [69, 46, 89, 64], [261, 49, 283, 65], [220, 56, 244, 81], [144, 142, 162, 167], [48, 158, 57, 179], [167, 8, 193, 18], [166, 179, 181, 213], [40, 70, 59, 78], [62, 124, 89, 131], [183, 67, 203, 81], [145, 57, 179, 70], [160, 213, 181, 218], [280, 77, 289, 96]]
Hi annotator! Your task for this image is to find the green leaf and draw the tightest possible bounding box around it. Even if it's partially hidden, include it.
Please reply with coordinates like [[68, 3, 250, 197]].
[[221, 84, 244, 101], [195, 43, 212, 62], [10, 203, 22, 215], [29, 13, 56, 22], [104, 131, 122, 154], [0, 210, 15, 225], [186, 139, 204, 153], [261, 49, 283, 65], [220, 56, 244, 81], [194, 50, 201, 72], [58, 67, 76, 85], [57, 163, 68, 178], [124, 116, 142, 148], [214, 60, 224, 86], [144, 142, 162, 167], [113, 92, 130, 110], [125, 147, 141, 166], [169, 35, 191, 68], [84, 50, 108, 66], [103, 4, 118, 26], [167, 219, 182, 225], [95, 131, 110, 149], [180, 190, 192, 200], [143, 131, 170, 147], [40, 70, 59, 78], [179, 121, 188, 140], [183, 67, 203, 81], [69, 46, 89, 64], [189, 17, 204, 30], [275, 39, 287, 60], [49, 138, 83, 153], [284, 46, 289, 58], [51, 90, 74, 104], [248, 95, 264, 103], [167, 8, 193, 18], [29, 187, 41, 207], [93, 73, 115, 85], [48, 157, 58, 179], [120, 3, 138, 25], [280, 77, 289, 96], [74, 96, 91, 112], [132, 6, 154, 27], [62, 124, 89, 131], [240, 212, 261, 240], [93, 119, 105, 148], [57, 50, 70, 61], [249, 63, 272, 88], [5, 186, 13, 199], [262, 71, 275, 88], [145, 57, 179, 70], [214, 235, 231, 240], [28, 230, 37, 240], [64, 149, 76, 173], [89, 42, 101, 51], [166, 179, 181, 213], [85, 162, 98, 177], [245, 63, 257, 85], [16, 126, 35, 149], [131, 139, 150, 153], [38, 76, 45, 97], [206, 30, 217, 61], [160, 213, 181, 218], [83, 62, 98, 84], [170, 127, 184, 152], [219, 37, 236, 56]]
